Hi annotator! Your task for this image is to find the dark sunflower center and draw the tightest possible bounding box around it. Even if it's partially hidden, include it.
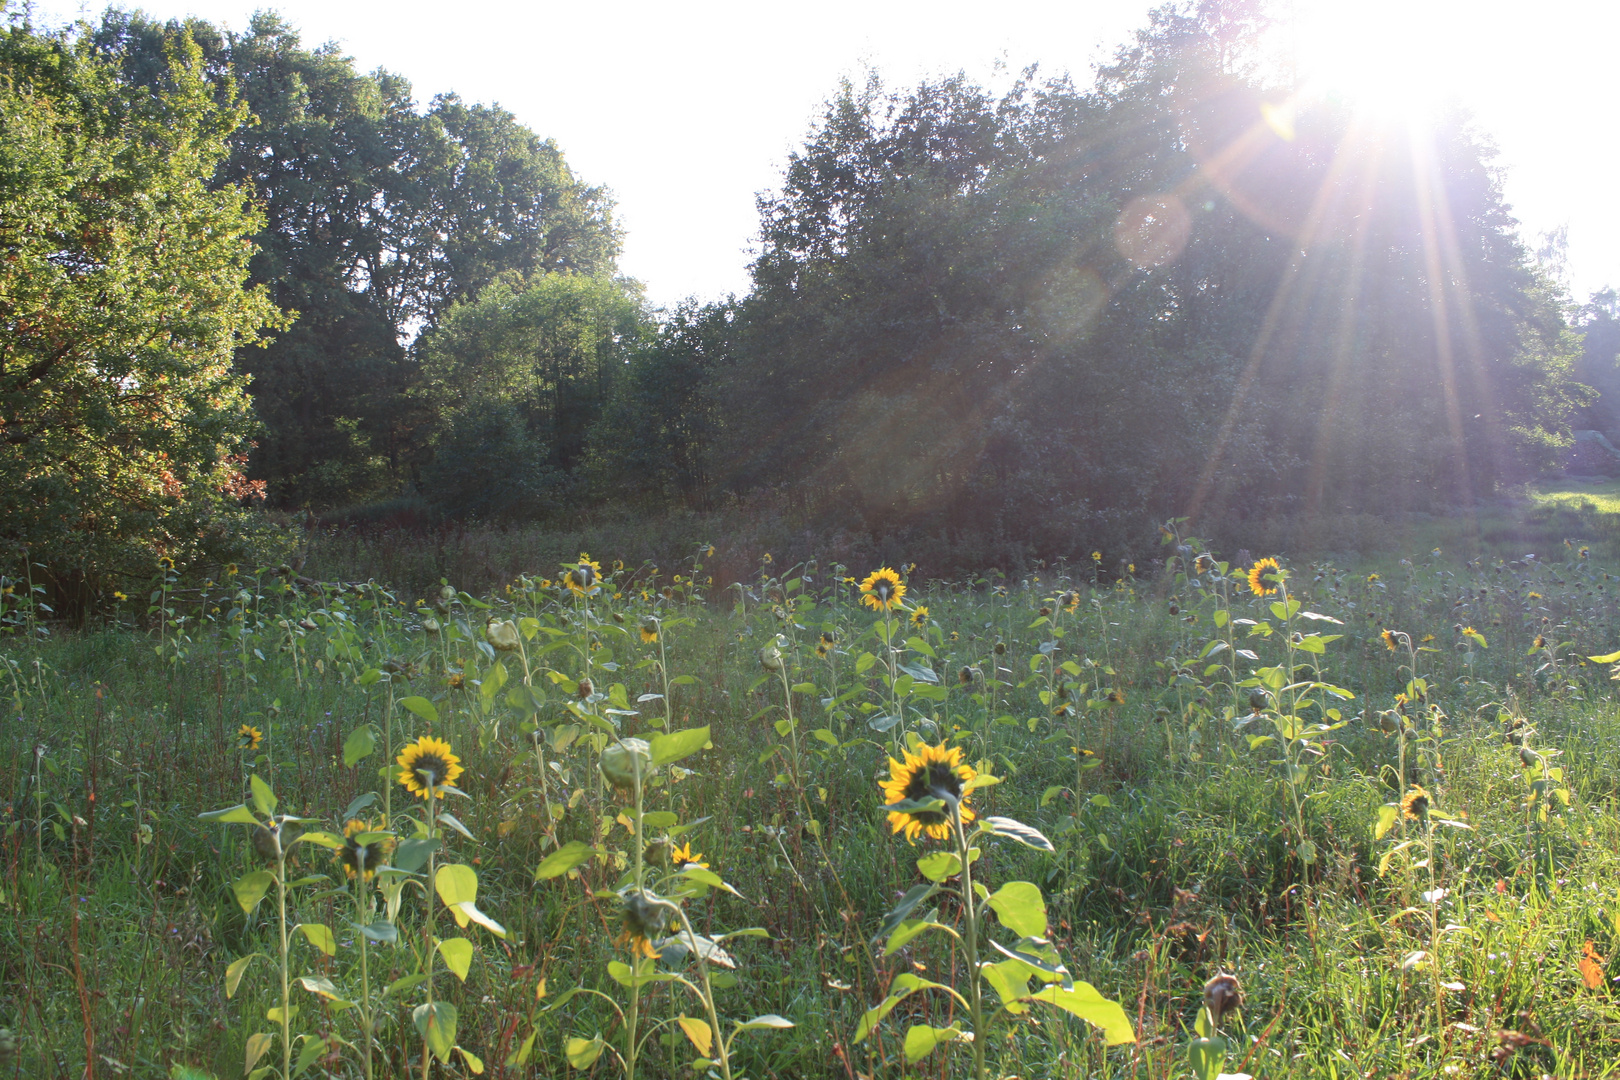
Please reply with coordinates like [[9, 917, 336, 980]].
[[903, 762, 962, 824], [875, 582, 891, 599], [415, 753, 449, 785]]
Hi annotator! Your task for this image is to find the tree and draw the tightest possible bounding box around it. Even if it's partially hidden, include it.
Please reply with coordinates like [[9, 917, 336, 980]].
[[92, 11, 623, 508], [416, 271, 648, 516], [0, 21, 284, 610]]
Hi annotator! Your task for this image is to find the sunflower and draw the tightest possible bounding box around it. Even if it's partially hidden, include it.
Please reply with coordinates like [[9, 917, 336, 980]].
[[1400, 785, 1431, 821], [1247, 557, 1282, 597], [567, 554, 602, 595], [1091, 551, 1102, 563], [237, 724, 263, 752], [880, 742, 976, 844], [820, 630, 837, 646], [337, 818, 393, 882], [909, 605, 929, 628], [860, 568, 906, 612], [225, 563, 238, 577], [671, 841, 708, 869], [397, 735, 464, 799], [1106, 689, 1126, 705], [1060, 590, 1080, 613], [815, 641, 830, 659], [1381, 629, 1398, 652], [616, 890, 665, 959]]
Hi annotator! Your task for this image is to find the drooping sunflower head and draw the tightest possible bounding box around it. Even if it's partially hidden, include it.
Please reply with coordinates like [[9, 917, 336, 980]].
[[1060, 590, 1080, 613], [158, 555, 175, 571], [1400, 785, 1431, 821], [815, 641, 830, 659], [639, 617, 659, 644], [237, 724, 263, 752], [1106, 689, 1126, 705], [909, 605, 929, 628], [1381, 629, 1398, 652], [396, 735, 464, 799], [880, 742, 976, 844], [616, 890, 665, 959], [337, 818, 393, 881], [1247, 557, 1282, 597], [225, 563, 238, 577], [860, 567, 906, 612]]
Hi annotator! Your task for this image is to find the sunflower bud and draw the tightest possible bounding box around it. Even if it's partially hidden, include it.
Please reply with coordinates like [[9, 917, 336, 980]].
[[1248, 690, 1268, 714], [759, 646, 783, 671], [1519, 746, 1539, 768], [600, 738, 653, 791], [251, 821, 283, 864], [1203, 972, 1244, 1027], [486, 618, 520, 652], [993, 640, 1006, 656], [421, 617, 441, 633]]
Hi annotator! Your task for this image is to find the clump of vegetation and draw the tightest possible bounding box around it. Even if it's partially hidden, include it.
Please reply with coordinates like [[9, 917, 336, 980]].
[[5, 529, 1620, 1077]]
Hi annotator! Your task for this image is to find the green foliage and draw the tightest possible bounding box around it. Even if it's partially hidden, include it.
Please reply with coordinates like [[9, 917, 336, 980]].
[[0, 22, 285, 610]]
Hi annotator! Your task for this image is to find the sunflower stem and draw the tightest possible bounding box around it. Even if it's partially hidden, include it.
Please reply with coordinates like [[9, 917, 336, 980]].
[[950, 800, 987, 1080]]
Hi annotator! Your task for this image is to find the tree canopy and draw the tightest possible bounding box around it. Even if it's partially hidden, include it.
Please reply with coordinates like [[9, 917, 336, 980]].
[[0, 20, 284, 611]]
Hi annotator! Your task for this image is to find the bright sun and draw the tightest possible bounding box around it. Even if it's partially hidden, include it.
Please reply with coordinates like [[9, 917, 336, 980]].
[[1286, 0, 1466, 122]]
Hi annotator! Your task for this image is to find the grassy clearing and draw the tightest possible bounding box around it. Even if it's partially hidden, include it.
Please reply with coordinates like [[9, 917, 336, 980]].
[[5, 539, 1620, 1079]]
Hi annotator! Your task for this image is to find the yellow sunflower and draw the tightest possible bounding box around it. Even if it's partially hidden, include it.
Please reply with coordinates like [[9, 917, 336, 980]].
[[671, 841, 708, 869], [1247, 557, 1281, 597], [1381, 629, 1398, 652], [909, 605, 930, 628], [860, 567, 906, 612], [880, 742, 976, 844], [567, 554, 602, 595], [237, 724, 263, 752], [1400, 785, 1430, 821], [337, 818, 393, 882], [616, 891, 665, 959], [397, 735, 464, 799]]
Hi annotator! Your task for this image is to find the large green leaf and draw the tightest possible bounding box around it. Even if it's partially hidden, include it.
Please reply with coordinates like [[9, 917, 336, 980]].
[[232, 870, 275, 915], [413, 1001, 457, 1064], [534, 840, 597, 880], [398, 696, 440, 725], [903, 1023, 962, 1062], [438, 936, 474, 981], [1031, 983, 1136, 1045], [988, 881, 1047, 938], [649, 725, 711, 767]]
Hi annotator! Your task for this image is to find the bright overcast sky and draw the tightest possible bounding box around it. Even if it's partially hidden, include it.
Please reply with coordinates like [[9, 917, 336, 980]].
[[25, 0, 1620, 310]]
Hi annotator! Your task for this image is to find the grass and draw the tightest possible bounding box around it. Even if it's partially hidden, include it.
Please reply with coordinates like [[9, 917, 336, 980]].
[[4, 538, 1620, 1079]]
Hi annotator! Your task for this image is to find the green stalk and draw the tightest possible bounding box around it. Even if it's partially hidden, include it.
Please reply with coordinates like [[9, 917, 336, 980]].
[[275, 843, 291, 1080], [421, 780, 438, 1080], [626, 761, 645, 1080], [951, 800, 986, 1080], [354, 858, 374, 1080]]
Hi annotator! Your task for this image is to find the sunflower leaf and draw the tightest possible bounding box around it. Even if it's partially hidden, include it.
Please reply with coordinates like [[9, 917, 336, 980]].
[[875, 882, 938, 943], [980, 816, 1055, 852]]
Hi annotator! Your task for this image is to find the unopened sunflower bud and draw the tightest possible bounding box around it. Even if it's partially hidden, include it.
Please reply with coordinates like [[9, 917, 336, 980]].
[[599, 738, 653, 791], [1203, 972, 1244, 1027], [1519, 746, 1539, 768], [251, 821, 283, 864], [993, 640, 1007, 656], [759, 646, 783, 671]]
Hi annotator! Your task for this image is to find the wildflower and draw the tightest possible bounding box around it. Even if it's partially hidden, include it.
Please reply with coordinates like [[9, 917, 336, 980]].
[[1527, 591, 1543, 600], [113, 590, 128, 602], [1091, 551, 1102, 563], [1400, 785, 1431, 821], [1127, 563, 1136, 574], [762, 553, 773, 565], [238, 724, 263, 752], [1060, 590, 1080, 612], [958, 666, 975, 685], [640, 618, 659, 644], [1581, 546, 1590, 559], [1533, 634, 1547, 649], [881, 742, 976, 844], [1366, 573, 1379, 582], [337, 818, 393, 882], [445, 671, 465, 690], [671, 841, 708, 869], [1106, 689, 1126, 705], [613, 559, 624, 571], [815, 641, 830, 658], [949, 630, 960, 641], [1194, 553, 1214, 575], [910, 605, 930, 628], [706, 545, 715, 557], [159, 556, 175, 571], [1381, 629, 1398, 652], [617, 890, 665, 959], [820, 630, 837, 646], [396, 736, 464, 799], [1247, 557, 1282, 597], [859, 567, 906, 612]]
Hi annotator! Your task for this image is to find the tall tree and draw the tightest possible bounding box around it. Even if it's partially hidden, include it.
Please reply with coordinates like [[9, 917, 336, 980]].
[[0, 21, 284, 609]]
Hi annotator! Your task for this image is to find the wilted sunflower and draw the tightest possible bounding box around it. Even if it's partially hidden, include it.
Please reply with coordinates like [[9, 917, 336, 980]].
[[880, 742, 976, 843], [237, 724, 263, 752], [1247, 557, 1282, 597], [1400, 785, 1431, 821], [860, 567, 906, 612], [617, 890, 665, 959], [337, 818, 393, 882], [1106, 689, 1126, 705], [1381, 629, 1398, 652], [671, 841, 708, 869], [1060, 590, 1080, 613], [910, 605, 929, 628], [397, 735, 464, 799], [639, 617, 659, 644]]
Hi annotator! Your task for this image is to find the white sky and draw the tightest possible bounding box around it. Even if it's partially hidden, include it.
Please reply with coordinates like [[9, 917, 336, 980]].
[[26, 0, 1620, 310]]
